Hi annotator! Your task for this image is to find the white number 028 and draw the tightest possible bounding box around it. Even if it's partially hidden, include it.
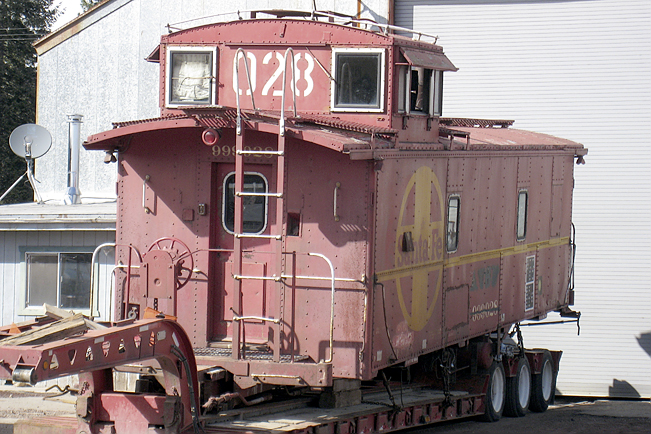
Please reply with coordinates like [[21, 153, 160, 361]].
[[233, 51, 315, 97]]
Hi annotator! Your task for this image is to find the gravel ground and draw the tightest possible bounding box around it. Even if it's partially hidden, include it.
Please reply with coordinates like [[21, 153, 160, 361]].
[[0, 388, 76, 420]]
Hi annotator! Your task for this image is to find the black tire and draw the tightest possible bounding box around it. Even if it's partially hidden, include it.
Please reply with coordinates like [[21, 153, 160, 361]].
[[481, 360, 506, 422], [504, 356, 531, 417], [530, 350, 556, 412]]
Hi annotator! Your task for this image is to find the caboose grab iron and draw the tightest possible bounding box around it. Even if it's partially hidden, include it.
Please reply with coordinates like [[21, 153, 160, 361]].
[[0, 10, 586, 434]]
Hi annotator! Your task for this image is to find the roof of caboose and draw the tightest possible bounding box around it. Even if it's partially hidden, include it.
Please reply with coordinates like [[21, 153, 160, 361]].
[[145, 11, 453, 64], [440, 119, 587, 154], [83, 109, 397, 154], [84, 111, 586, 158]]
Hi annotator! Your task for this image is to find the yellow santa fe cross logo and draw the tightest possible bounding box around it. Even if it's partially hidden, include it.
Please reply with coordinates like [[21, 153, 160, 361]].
[[393, 166, 445, 331]]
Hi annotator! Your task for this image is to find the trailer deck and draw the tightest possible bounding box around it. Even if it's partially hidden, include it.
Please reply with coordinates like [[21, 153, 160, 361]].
[[204, 388, 483, 434]]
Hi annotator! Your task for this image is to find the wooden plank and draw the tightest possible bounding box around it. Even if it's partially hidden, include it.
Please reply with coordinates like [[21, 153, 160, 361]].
[[0, 313, 88, 346], [0, 316, 56, 335], [43, 303, 106, 330], [43, 303, 74, 320], [84, 318, 107, 330]]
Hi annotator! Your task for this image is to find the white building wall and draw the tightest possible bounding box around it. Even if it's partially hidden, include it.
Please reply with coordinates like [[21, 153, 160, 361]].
[[0, 230, 115, 325], [35, 0, 389, 202], [395, 0, 651, 398]]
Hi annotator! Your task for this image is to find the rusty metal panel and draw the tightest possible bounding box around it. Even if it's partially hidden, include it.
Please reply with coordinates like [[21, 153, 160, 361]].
[[536, 244, 571, 314], [218, 261, 269, 342], [466, 258, 502, 338], [371, 151, 576, 370], [443, 282, 469, 343], [219, 45, 333, 113], [115, 127, 210, 345], [373, 159, 447, 369], [96, 393, 167, 434], [550, 155, 574, 239], [452, 127, 585, 150], [142, 251, 174, 300], [526, 156, 554, 242], [500, 252, 532, 325], [400, 47, 458, 71], [282, 142, 370, 378]]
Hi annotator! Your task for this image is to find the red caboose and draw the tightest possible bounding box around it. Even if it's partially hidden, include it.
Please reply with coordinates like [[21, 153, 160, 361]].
[[1, 11, 586, 434]]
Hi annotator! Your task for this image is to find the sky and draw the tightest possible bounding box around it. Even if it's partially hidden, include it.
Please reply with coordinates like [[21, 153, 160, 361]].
[[53, 0, 84, 31]]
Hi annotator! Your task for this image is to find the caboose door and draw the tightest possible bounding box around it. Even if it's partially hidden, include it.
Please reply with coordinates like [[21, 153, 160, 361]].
[[209, 162, 278, 345]]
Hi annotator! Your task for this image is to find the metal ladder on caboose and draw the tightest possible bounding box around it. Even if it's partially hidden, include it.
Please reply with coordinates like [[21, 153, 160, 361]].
[[230, 48, 298, 362]]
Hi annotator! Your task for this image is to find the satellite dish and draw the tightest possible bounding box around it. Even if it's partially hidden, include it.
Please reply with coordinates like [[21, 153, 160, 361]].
[[9, 124, 52, 159]]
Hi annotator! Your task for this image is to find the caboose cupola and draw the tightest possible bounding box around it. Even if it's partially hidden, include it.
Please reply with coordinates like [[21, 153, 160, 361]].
[[148, 11, 456, 144]]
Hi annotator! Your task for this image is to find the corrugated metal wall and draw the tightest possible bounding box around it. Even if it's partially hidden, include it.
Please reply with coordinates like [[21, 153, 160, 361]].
[[395, 0, 651, 398]]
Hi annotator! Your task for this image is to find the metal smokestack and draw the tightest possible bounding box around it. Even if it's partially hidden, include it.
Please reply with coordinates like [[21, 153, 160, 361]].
[[64, 114, 83, 204]]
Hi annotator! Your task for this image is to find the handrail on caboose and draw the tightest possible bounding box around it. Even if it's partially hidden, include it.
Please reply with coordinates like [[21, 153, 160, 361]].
[[280, 47, 298, 136], [167, 9, 440, 43], [305, 252, 336, 364], [90, 242, 143, 322], [233, 48, 256, 136], [230, 250, 337, 365]]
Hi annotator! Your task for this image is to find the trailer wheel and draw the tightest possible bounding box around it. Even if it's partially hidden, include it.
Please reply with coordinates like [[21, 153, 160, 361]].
[[530, 350, 556, 412], [481, 360, 506, 422], [504, 356, 531, 417]]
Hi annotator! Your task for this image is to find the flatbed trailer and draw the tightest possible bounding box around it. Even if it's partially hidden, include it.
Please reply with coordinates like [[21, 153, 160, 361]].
[[204, 388, 481, 433], [1, 315, 561, 434]]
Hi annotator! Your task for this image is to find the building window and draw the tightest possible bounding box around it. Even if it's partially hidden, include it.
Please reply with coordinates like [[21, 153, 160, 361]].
[[223, 172, 268, 234], [25, 252, 92, 310], [332, 48, 385, 112], [517, 191, 528, 241], [447, 196, 460, 252], [166, 47, 216, 106]]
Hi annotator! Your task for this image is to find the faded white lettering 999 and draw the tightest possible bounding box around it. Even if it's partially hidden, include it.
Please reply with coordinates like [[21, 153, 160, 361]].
[[212, 145, 274, 158]]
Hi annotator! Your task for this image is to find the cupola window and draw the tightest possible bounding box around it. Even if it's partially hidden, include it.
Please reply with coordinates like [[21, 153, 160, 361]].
[[332, 48, 385, 112], [166, 47, 217, 106]]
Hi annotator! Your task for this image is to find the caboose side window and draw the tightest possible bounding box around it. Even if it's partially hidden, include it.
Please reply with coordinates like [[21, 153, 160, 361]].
[[398, 46, 456, 116], [447, 196, 460, 252], [433, 70, 443, 116], [410, 67, 431, 114], [223, 172, 268, 234], [332, 48, 385, 112], [166, 47, 217, 106], [517, 191, 528, 241], [401, 68, 443, 116]]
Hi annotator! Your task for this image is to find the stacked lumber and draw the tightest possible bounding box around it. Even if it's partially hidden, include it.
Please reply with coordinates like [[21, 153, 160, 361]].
[[0, 304, 105, 347]]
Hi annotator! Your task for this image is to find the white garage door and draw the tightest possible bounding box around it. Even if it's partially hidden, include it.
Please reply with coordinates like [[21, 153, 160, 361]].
[[395, 0, 651, 399]]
